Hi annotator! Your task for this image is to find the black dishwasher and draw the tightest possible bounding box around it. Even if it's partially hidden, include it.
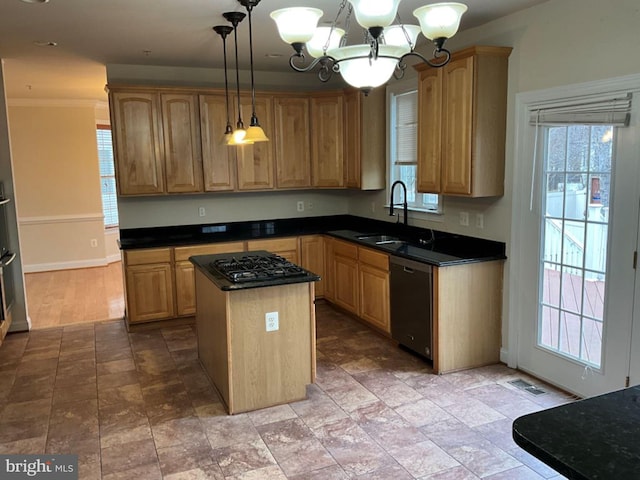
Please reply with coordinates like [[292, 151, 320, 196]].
[[390, 256, 433, 360]]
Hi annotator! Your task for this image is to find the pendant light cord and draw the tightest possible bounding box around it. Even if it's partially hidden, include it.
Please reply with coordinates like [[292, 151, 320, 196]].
[[222, 34, 232, 131], [247, 4, 257, 122], [233, 22, 243, 129]]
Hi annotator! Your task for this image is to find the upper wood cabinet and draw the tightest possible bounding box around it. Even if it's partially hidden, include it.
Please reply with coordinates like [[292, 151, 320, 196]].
[[344, 88, 386, 190], [273, 96, 312, 188], [161, 93, 203, 193], [110, 91, 165, 195], [415, 46, 512, 197], [199, 93, 237, 192], [234, 93, 275, 191], [310, 93, 344, 188]]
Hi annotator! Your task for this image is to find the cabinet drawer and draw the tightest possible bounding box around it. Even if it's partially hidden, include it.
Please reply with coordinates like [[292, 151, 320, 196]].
[[246, 237, 298, 253], [333, 239, 358, 260], [358, 247, 389, 271], [125, 248, 172, 265], [174, 242, 245, 262]]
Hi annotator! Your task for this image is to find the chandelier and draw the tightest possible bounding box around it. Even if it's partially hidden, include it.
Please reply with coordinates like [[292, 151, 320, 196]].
[[270, 1, 467, 93]]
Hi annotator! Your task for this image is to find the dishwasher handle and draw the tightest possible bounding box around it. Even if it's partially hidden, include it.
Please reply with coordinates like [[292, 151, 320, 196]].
[[403, 266, 414, 274]]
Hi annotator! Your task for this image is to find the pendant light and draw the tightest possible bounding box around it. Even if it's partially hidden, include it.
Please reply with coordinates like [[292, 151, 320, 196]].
[[239, 0, 268, 143], [222, 11, 250, 146], [213, 25, 234, 145]]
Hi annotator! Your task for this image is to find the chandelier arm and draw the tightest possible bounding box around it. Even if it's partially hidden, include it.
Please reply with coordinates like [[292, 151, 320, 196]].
[[289, 53, 325, 73], [318, 59, 335, 82], [394, 61, 407, 80], [400, 47, 452, 68]]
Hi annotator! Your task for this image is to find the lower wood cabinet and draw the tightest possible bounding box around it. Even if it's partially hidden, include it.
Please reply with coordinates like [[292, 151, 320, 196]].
[[300, 235, 325, 298], [358, 247, 390, 333], [173, 242, 245, 317], [123, 248, 175, 324], [332, 239, 359, 315]]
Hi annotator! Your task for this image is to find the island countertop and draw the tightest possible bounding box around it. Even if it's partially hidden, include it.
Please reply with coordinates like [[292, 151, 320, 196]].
[[512, 385, 640, 480], [190, 251, 320, 291]]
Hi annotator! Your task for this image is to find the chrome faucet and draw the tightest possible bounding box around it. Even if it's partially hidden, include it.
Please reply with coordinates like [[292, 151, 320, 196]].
[[389, 180, 408, 225]]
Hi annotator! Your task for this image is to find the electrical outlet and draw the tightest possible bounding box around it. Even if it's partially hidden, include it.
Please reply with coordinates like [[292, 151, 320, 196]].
[[476, 213, 484, 229], [296, 201, 304, 212], [459, 211, 469, 226], [265, 311, 279, 332], [198, 207, 206, 217], [90, 239, 98, 248]]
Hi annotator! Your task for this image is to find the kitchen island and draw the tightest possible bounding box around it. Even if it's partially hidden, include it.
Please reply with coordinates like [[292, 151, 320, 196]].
[[190, 251, 319, 414], [513, 385, 640, 479]]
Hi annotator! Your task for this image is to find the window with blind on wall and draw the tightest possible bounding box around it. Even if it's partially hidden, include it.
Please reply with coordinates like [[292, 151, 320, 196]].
[[388, 86, 440, 212], [96, 125, 119, 228]]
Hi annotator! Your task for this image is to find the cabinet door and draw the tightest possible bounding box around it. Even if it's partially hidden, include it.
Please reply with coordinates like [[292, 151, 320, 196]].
[[235, 94, 275, 190], [125, 263, 175, 323], [359, 264, 390, 333], [323, 237, 335, 302], [343, 90, 361, 189], [334, 254, 358, 314], [161, 93, 203, 193], [441, 55, 474, 195], [111, 91, 165, 195], [311, 94, 344, 187], [246, 237, 299, 264], [273, 97, 311, 188], [199, 94, 237, 191], [175, 261, 196, 316], [417, 68, 442, 193], [300, 235, 324, 298]]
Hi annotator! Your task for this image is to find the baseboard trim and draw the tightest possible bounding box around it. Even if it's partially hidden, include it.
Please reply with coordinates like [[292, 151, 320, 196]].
[[24, 258, 109, 273]]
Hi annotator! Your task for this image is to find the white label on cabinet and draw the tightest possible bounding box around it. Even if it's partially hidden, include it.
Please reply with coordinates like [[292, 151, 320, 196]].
[[266, 312, 279, 332]]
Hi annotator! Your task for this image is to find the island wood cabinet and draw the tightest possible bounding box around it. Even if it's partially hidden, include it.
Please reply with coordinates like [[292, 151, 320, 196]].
[[123, 248, 175, 324], [310, 93, 344, 188], [415, 46, 512, 197], [300, 235, 325, 298], [273, 96, 312, 188], [344, 88, 386, 190], [174, 242, 245, 316]]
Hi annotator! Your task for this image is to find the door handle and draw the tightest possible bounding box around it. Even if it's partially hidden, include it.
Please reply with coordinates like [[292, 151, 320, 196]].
[[0, 252, 16, 268]]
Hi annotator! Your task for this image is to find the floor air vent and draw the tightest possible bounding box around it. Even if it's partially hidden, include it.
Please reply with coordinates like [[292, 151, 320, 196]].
[[508, 379, 547, 396]]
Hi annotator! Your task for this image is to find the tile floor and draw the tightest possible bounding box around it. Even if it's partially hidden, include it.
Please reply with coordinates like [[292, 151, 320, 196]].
[[0, 302, 574, 479]]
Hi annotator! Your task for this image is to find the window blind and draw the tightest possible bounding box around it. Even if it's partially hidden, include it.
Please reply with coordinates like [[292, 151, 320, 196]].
[[96, 125, 119, 228], [529, 93, 632, 126], [394, 90, 418, 165]]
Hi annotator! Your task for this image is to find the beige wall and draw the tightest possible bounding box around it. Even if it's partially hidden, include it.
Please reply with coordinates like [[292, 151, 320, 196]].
[[8, 102, 111, 271]]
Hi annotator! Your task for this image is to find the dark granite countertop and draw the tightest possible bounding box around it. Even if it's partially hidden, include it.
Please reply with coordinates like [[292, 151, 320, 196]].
[[513, 385, 640, 480], [120, 214, 506, 267], [190, 251, 320, 291]]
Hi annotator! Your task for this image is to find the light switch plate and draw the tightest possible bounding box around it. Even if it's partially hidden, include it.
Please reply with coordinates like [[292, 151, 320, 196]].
[[266, 311, 279, 332]]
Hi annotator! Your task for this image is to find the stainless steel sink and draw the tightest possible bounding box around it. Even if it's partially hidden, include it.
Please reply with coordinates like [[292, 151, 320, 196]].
[[356, 234, 406, 246]]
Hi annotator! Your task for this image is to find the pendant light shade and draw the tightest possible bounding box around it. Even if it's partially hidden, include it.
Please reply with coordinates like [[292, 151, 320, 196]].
[[306, 26, 345, 59], [413, 2, 467, 41], [270, 7, 323, 45], [240, 0, 268, 143], [213, 25, 234, 146], [329, 44, 406, 93], [347, 0, 401, 28], [383, 25, 421, 55], [222, 11, 250, 146]]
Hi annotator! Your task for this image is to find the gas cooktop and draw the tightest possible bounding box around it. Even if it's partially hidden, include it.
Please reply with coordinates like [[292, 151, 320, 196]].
[[210, 254, 308, 283]]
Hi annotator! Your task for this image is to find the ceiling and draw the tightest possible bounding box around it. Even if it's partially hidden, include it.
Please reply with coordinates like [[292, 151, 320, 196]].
[[0, 0, 547, 102]]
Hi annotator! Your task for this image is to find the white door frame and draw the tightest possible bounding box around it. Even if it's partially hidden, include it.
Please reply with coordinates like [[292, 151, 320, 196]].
[[508, 73, 640, 397]]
